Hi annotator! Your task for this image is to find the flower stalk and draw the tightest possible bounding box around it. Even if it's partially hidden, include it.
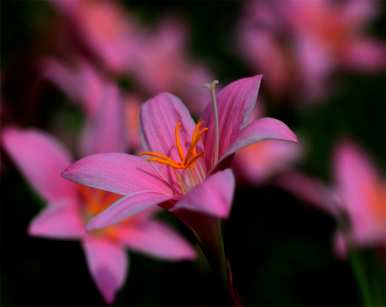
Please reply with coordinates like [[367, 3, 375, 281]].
[[175, 210, 240, 306]]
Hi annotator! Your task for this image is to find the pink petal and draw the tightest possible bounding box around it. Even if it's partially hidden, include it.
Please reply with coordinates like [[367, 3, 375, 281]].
[[221, 117, 298, 163], [333, 231, 348, 259], [173, 169, 235, 218], [334, 142, 385, 244], [234, 140, 300, 184], [83, 237, 127, 304], [2, 128, 76, 203], [29, 200, 84, 240], [202, 75, 262, 168], [42, 58, 104, 116], [239, 27, 290, 94], [117, 220, 196, 260], [295, 37, 333, 100], [276, 172, 339, 216], [342, 39, 386, 72], [50, 0, 140, 73], [87, 192, 172, 230], [140, 93, 196, 160], [134, 19, 188, 94], [62, 153, 173, 196], [340, 0, 377, 28], [80, 84, 127, 155], [125, 95, 141, 150]]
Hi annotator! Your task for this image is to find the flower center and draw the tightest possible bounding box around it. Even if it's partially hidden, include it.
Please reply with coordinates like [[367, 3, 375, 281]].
[[78, 185, 120, 216], [77, 186, 123, 238], [140, 121, 208, 169]]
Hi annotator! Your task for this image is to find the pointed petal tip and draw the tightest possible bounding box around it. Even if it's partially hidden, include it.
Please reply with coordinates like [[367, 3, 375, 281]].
[[83, 238, 127, 305], [61, 164, 78, 184], [334, 138, 357, 157], [178, 246, 197, 261], [61, 163, 78, 181], [334, 232, 348, 260]]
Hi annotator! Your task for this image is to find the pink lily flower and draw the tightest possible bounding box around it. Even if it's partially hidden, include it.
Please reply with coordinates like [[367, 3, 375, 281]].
[[2, 128, 196, 304], [134, 18, 212, 113], [49, 0, 141, 73], [278, 141, 386, 257], [238, 0, 386, 101], [61, 75, 297, 281], [62, 75, 297, 228]]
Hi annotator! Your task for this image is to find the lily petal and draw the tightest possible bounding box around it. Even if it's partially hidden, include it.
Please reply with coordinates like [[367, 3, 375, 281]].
[[334, 231, 348, 259], [203, 75, 262, 167], [342, 39, 386, 72], [117, 220, 196, 260], [221, 117, 298, 163], [62, 153, 173, 196], [277, 171, 340, 216], [341, 0, 377, 28], [29, 200, 84, 240], [87, 192, 172, 230], [334, 141, 385, 244], [295, 36, 332, 99], [173, 169, 235, 218], [234, 140, 300, 184], [80, 84, 127, 155], [140, 93, 196, 160], [83, 237, 127, 304], [2, 128, 76, 203], [42, 58, 103, 116]]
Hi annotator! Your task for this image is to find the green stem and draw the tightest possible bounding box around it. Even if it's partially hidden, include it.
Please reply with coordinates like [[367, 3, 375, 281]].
[[349, 251, 372, 307], [215, 221, 241, 307], [175, 211, 240, 306]]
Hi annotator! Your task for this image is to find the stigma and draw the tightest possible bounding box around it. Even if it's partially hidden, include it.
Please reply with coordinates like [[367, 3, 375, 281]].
[[141, 121, 208, 169]]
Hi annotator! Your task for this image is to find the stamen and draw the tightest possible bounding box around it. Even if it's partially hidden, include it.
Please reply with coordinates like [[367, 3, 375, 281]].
[[147, 157, 183, 169], [184, 127, 208, 163], [205, 80, 220, 167], [140, 121, 208, 170], [140, 151, 172, 159], [175, 121, 185, 161]]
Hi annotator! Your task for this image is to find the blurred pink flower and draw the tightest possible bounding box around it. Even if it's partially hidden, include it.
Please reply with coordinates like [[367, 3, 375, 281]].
[[2, 128, 195, 304], [3, 65, 195, 302], [49, 2, 212, 113], [49, 0, 141, 73], [42, 58, 128, 155], [278, 142, 386, 257], [43, 58, 104, 115], [62, 75, 297, 230], [238, 0, 386, 101], [134, 18, 212, 113], [334, 142, 386, 253]]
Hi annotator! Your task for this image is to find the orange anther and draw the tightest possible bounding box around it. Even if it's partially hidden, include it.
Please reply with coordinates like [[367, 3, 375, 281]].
[[140, 121, 208, 169]]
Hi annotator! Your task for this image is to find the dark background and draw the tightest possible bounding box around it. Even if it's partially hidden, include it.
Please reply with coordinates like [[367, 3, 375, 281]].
[[1, 1, 386, 306]]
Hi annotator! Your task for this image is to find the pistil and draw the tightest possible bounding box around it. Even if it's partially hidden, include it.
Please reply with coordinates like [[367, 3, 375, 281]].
[[205, 80, 220, 168]]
